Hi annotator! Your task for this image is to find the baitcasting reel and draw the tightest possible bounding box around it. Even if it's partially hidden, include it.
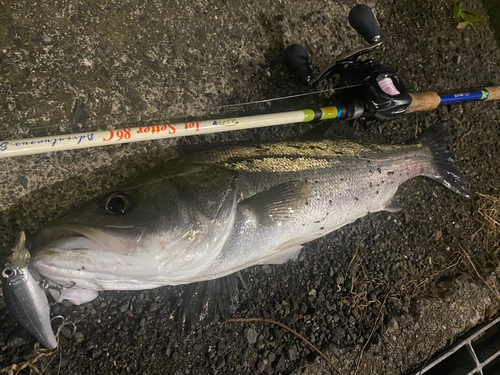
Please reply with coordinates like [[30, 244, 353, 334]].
[[283, 4, 412, 121]]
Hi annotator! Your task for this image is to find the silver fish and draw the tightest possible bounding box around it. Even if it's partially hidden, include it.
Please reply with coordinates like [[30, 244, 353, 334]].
[[2, 232, 57, 349], [31, 124, 469, 305]]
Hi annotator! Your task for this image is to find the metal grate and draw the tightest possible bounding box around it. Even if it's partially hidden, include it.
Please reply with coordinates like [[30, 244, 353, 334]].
[[408, 316, 500, 375]]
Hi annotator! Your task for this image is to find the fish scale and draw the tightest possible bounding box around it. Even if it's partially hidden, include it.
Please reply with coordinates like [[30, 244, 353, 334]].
[[203, 146, 434, 278], [30, 124, 468, 305]]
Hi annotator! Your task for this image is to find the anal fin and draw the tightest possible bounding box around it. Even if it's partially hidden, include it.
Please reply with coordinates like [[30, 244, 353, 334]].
[[262, 244, 303, 265], [384, 196, 402, 213]]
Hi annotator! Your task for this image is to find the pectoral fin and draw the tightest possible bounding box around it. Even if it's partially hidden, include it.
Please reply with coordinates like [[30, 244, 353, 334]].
[[53, 288, 99, 305], [240, 181, 312, 226]]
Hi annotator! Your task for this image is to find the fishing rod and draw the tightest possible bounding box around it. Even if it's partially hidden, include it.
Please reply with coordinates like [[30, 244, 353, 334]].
[[1, 5, 498, 159]]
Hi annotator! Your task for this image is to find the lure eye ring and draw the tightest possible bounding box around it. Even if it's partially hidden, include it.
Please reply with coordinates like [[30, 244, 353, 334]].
[[102, 193, 133, 215], [2, 267, 17, 279]]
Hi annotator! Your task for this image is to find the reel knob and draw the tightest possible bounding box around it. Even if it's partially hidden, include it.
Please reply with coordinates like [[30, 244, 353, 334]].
[[283, 44, 314, 85], [348, 4, 380, 44]]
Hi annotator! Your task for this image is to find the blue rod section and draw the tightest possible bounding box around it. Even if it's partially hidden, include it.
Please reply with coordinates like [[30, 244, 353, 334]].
[[439, 90, 489, 104]]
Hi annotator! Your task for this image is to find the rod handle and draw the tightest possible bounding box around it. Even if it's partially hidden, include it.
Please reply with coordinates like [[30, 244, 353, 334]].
[[485, 86, 500, 101], [407, 87, 500, 113], [348, 5, 380, 44], [407, 92, 441, 113]]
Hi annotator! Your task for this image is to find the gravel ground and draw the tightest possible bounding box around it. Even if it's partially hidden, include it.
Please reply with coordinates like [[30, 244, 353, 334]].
[[1, 0, 500, 374]]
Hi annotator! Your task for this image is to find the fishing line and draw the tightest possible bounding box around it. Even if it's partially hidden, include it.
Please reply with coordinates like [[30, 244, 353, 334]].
[[0, 85, 355, 138], [1, 1, 499, 159], [206, 85, 362, 110]]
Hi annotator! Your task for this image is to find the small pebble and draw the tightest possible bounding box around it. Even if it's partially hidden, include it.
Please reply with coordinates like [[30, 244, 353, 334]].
[[246, 328, 258, 345]]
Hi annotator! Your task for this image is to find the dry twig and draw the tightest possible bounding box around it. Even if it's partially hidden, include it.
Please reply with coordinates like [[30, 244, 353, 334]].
[[476, 193, 500, 262], [414, 255, 462, 290], [354, 284, 394, 375], [341, 235, 377, 310], [0, 317, 80, 375], [0, 344, 53, 375], [460, 245, 500, 304], [226, 317, 344, 375]]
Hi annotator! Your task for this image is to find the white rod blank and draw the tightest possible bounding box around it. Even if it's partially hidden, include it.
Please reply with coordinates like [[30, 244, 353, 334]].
[[0, 110, 307, 158]]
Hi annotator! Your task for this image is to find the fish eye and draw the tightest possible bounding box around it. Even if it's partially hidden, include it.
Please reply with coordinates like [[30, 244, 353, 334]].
[[103, 193, 132, 215]]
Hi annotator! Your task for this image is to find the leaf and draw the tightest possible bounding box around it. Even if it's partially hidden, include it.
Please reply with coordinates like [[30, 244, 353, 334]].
[[453, 1, 463, 22], [452, 1, 484, 30], [461, 10, 483, 25]]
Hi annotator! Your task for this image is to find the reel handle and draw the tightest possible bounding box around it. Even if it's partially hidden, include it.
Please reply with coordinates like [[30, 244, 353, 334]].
[[348, 4, 380, 44], [283, 44, 314, 85]]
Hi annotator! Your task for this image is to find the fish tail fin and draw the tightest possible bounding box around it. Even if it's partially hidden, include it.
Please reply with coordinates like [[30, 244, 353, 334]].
[[416, 123, 470, 198]]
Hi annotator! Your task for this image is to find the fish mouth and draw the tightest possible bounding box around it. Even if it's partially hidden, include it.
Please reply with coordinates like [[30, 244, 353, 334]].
[[34, 224, 143, 255], [31, 224, 155, 291], [35, 226, 97, 251]]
